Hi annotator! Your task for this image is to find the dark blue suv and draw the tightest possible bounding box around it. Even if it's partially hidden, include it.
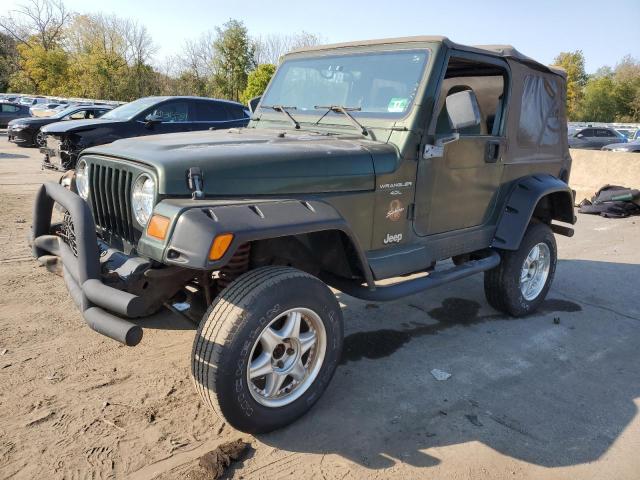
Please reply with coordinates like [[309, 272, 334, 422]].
[[41, 96, 250, 170]]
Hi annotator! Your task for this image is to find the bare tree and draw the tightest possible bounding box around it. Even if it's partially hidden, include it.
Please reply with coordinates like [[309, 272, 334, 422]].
[[180, 31, 216, 80], [122, 19, 156, 67], [254, 31, 324, 65], [0, 0, 70, 50]]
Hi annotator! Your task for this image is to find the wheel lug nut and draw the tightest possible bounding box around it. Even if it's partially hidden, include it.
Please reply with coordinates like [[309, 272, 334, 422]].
[[277, 360, 284, 368]]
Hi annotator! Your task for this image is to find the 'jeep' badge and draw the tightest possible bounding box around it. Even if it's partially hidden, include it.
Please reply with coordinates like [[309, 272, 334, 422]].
[[386, 200, 405, 222], [383, 233, 403, 244]]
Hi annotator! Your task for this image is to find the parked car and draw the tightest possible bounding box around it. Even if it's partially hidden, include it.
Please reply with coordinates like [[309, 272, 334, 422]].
[[602, 140, 640, 152], [40, 96, 250, 170], [7, 104, 114, 147], [0, 94, 20, 103], [568, 127, 627, 149], [18, 96, 47, 107], [615, 128, 637, 139], [32, 36, 575, 433], [0, 102, 31, 127], [30, 103, 64, 117]]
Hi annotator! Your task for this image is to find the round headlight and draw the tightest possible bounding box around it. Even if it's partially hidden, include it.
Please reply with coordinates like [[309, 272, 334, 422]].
[[76, 159, 89, 199], [132, 174, 155, 226]]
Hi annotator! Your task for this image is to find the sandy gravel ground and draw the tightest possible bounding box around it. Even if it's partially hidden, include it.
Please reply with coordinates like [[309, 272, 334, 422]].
[[1, 135, 639, 480]]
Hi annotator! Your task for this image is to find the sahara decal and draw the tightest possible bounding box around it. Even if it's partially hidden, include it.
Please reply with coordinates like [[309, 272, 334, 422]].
[[386, 199, 405, 221], [383, 233, 403, 244], [379, 181, 413, 190]]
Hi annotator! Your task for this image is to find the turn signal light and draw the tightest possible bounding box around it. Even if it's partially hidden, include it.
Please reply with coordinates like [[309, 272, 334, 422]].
[[209, 233, 234, 261], [147, 215, 170, 240]]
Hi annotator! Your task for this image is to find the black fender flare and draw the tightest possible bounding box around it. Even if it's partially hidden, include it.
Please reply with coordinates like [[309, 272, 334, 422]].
[[163, 199, 375, 287], [492, 174, 575, 251]]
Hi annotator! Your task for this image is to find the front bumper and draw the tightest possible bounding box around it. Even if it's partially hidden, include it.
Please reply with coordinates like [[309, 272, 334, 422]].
[[7, 129, 31, 144], [32, 182, 146, 346]]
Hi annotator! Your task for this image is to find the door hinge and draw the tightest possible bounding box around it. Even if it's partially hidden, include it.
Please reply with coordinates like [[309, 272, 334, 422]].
[[407, 203, 416, 221]]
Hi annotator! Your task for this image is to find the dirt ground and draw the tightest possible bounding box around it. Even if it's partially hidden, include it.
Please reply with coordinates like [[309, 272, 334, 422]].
[[1, 135, 639, 480]]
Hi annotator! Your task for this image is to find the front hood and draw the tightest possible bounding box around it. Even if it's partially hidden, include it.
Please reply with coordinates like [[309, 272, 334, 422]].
[[604, 141, 640, 151], [8, 116, 54, 127], [42, 118, 122, 134], [83, 128, 391, 195]]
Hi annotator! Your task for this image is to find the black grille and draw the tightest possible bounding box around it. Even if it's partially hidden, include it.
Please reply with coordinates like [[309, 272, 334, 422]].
[[89, 162, 137, 244], [55, 210, 78, 256]]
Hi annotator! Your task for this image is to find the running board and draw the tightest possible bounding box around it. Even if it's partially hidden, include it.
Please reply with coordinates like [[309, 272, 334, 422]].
[[327, 251, 501, 302]]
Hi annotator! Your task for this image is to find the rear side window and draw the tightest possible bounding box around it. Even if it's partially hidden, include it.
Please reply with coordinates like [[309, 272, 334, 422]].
[[2, 104, 20, 113], [595, 129, 615, 137], [518, 75, 561, 147], [196, 102, 230, 121], [226, 105, 249, 119]]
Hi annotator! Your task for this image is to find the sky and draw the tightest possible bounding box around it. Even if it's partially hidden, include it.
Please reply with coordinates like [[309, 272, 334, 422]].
[[3, 0, 639, 73]]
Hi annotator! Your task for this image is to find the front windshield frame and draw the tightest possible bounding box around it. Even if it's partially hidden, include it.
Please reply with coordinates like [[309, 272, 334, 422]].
[[100, 97, 160, 121], [259, 48, 431, 125]]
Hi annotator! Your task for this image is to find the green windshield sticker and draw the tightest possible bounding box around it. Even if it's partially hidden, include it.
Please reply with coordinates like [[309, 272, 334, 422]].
[[388, 98, 409, 112]]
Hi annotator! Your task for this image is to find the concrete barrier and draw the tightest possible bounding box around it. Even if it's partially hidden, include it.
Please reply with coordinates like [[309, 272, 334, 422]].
[[569, 149, 640, 203]]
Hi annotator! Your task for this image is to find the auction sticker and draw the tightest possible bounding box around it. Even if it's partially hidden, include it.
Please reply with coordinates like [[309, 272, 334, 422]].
[[388, 98, 409, 112]]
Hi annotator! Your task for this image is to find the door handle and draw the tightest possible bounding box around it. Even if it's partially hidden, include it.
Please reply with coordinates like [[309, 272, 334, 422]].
[[485, 139, 501, 163]]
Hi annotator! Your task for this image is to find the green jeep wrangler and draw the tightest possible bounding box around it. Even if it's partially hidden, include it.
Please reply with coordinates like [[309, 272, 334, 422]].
[[32, 36, 575, 433]]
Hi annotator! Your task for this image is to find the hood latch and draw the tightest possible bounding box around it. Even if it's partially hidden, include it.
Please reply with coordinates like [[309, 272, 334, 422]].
[[187, 167, 204, 200]]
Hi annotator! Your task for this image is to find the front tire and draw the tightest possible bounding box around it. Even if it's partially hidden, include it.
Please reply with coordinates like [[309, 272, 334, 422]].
[[35, 131, 46, 148], [484, 222, 557, 316], [192, 266, 343, 433]]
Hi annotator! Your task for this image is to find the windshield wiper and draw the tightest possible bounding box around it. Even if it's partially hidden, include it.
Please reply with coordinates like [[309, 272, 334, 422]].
[[314, 105, 368, 136], [261, 105, 300, 129]]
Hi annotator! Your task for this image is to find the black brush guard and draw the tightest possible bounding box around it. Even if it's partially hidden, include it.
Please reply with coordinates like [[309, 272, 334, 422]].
[[31, 182, 146, 346]]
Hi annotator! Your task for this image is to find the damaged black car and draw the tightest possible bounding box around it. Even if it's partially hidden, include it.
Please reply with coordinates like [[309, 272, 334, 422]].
[[40, 96, 250, 170]]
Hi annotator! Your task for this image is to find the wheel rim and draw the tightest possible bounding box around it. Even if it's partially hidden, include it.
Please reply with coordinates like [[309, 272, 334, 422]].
[[520, 242, 551, 301], [247, 307, 327, 408], [36, 131, 45, 147]]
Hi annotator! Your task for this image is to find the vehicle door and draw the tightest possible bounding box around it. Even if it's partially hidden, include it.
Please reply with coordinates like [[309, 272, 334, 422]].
[[139, 100, 195, 135], [414, 52, 509, 236], [1, 103, 21, 124], [193, 101, 241, 131], [573, 128, 596, 148], [595, 128, 618, 148]]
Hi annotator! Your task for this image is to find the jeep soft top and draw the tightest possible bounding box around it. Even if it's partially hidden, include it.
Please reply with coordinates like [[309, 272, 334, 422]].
[[32, 36, 574, 433]]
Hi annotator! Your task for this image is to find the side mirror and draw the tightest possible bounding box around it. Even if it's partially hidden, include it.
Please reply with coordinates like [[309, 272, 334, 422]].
[[248, 96, 261, 114], [445, 90, 481, 131], [144, 114, 161, 128]]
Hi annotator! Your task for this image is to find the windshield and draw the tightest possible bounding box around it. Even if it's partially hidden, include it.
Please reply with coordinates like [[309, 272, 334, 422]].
[[50, 106, 82, 119], [260, 49, 429, 122], [100, 97, 158, 121]]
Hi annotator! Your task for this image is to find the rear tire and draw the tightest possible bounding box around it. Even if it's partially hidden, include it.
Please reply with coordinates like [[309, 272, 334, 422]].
[[484, 222, 557, 316], [192, 266, 343, 433]]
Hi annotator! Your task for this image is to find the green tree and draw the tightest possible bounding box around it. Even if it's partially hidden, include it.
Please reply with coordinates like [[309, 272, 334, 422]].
[[577, 75, 618, 122], [552, 51, 588, 120], [210, 19, 256, 101], [0, 33, 18, 91], [611, 56, 640, 122], [10, 39, 69, 94], [241, 63, 275, 104]]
